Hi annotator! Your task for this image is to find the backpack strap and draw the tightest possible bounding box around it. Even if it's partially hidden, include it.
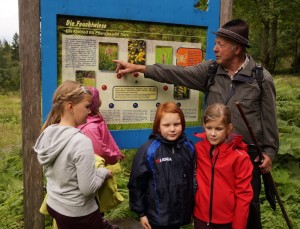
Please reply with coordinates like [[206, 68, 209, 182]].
[[205, 61, 264, 99], [253, 64, 264, 98], [255, 64, 263, 91], [204, 60, 219, 95]]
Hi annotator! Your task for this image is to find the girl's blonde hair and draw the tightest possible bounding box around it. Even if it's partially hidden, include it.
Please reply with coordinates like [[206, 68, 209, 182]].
[[41, 80, 91, 131], [203, 103, 231, 126], [152, 102, 185, 134]]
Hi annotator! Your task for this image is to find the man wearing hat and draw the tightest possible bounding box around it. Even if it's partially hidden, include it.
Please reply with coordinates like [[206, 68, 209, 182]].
[[115, 19, 278, 228]]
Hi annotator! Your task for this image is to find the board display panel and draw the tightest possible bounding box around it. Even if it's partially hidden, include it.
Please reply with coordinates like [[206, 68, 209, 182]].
[[40, 0, 220, 148]]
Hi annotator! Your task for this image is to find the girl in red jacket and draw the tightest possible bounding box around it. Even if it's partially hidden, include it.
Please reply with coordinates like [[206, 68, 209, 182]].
[[194, 103, 253, 229]]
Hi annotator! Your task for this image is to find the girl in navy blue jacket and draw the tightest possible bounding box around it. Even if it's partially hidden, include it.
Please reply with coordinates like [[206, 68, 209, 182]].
[[128, 102, 195, 229]]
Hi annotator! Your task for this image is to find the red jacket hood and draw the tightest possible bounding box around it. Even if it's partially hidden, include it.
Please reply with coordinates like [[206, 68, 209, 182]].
[[194, 132, 247, 152]]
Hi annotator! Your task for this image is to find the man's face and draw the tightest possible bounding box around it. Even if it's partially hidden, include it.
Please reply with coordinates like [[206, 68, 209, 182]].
[[213, 36, 237, 67]]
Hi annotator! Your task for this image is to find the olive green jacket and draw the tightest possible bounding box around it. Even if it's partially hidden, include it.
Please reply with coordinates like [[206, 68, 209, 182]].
[[145, 55, 278, 160]]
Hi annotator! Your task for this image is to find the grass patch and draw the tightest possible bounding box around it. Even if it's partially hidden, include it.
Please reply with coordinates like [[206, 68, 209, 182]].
[[1, 76, 300, 228], [0, 93, 22, 149]]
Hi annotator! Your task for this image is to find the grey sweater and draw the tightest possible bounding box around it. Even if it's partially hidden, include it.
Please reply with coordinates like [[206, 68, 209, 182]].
[[34, 125, 109, 217]]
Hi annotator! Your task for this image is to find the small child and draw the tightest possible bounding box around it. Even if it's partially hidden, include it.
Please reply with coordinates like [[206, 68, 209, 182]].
[[194, 103, 253, 229], [34, 80, 111, 229], [77, 86, 124, 165], [77, 86, 124, 229], [128, 102, 195, 229]]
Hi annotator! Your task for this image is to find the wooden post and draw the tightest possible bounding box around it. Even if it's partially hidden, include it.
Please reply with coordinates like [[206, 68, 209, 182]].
[[19, 0, 44, 228], [220, 0, 233, 26]]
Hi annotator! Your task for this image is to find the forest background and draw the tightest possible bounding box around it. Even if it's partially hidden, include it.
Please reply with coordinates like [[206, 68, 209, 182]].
[[0, 0, 299, 228]]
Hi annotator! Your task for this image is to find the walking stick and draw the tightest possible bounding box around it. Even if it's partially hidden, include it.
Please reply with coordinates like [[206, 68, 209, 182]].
[[236, 102, 293, 229]]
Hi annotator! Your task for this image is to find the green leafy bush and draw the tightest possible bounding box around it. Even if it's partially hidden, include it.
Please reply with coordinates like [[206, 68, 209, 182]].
[[1, 76, 300, 228]]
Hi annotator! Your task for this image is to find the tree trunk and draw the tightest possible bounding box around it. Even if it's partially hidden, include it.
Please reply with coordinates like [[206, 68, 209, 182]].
[[269, 15, 278, 73], [292, 22, 299, 74], [19, 0, 44, 228], [261, 20, 270, 69], [220, 0, 233, 26]]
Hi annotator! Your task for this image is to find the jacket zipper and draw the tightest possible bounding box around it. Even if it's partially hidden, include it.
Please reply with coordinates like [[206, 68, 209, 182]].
[[208, 146, 219, 225]]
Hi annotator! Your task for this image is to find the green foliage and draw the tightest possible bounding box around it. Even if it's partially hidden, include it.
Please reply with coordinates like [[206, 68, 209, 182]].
[[258, 75, 300, 228], [0, 93, 22, 148], [105, 149, 137, 220], [1, 77, 300, 228], [275, 76, 300, 161], [260, 157, 300, 228], [11, 33, 19, 61], [0, 36, 20, 92], [194, 0, 208, 11], [0, 142, 23, 228], [0, 93, 23, 228], [233, 0, 300, 74], [0, 188, 24, 229]]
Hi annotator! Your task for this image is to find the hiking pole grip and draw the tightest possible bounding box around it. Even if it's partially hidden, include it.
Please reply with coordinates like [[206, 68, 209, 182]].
[[235, 101, 293, 229]]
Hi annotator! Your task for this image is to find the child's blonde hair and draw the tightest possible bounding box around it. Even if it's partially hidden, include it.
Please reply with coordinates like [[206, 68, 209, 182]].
[[203, 103, 231, 126], [41, 80, 91, 131]]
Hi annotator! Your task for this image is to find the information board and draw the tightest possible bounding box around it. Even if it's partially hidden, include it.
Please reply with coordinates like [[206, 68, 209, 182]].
[[40, 0, 220, 148]]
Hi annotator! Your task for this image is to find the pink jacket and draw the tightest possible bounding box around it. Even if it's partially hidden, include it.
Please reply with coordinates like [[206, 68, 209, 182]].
[[78, 114, 124, 165]]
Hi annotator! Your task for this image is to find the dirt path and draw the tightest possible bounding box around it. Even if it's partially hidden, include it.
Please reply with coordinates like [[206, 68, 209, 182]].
[[110, 217, 143, 229]]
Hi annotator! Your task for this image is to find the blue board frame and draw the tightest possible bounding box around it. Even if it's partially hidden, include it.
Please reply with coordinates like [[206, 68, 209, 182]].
[[40, 0, 220, 148]]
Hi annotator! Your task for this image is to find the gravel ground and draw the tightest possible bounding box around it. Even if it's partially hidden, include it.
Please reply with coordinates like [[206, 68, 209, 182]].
[[110, 217, 143, 229]]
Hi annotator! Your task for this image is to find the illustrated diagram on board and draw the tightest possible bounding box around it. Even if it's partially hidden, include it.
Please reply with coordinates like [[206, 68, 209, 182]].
[[58, 16, 206, 125]]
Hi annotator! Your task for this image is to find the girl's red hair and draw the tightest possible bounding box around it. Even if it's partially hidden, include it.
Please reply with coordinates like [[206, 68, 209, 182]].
[[152, 102, 185, 134]]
